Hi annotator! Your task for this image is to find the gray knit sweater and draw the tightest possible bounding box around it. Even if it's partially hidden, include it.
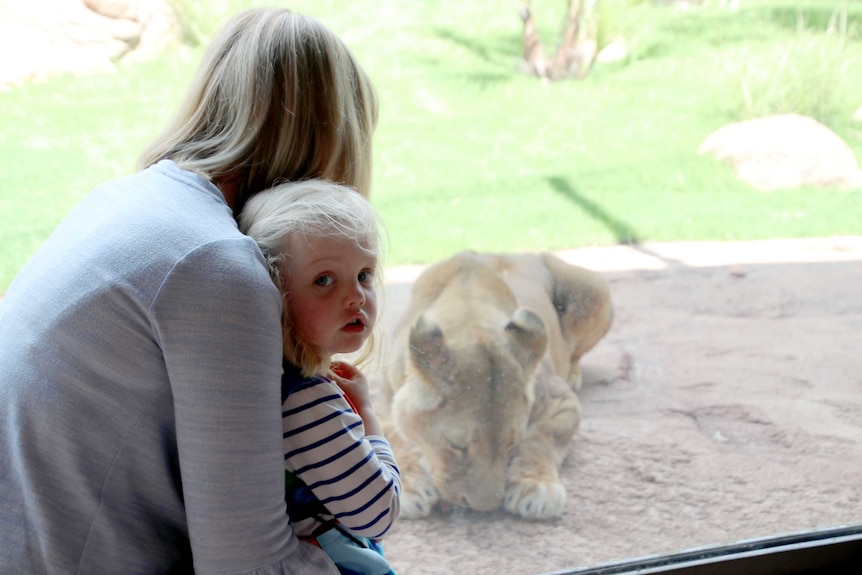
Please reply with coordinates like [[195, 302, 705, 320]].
[[0, 161, 337, 574]]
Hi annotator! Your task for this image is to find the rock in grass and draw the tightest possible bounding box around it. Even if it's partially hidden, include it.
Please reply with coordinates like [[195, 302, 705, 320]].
[[698, 114, 862, 191]]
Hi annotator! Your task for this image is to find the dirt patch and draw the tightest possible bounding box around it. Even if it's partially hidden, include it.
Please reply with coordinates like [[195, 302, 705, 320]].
[[373, 237, 862, 575]]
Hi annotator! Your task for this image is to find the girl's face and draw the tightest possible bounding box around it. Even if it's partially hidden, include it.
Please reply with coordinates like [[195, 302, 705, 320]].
[[283, 233, 377, 357]]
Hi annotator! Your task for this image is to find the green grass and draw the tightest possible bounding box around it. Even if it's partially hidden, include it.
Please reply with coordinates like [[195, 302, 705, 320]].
[[2, 0, 862, 292]]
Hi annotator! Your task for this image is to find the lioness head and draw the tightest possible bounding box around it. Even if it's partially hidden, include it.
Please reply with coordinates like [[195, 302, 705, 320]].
[[391, 305, 547, 512]]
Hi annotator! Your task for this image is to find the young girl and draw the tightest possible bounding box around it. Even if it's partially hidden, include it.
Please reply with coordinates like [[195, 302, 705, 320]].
[[240, 179, 401, 575]]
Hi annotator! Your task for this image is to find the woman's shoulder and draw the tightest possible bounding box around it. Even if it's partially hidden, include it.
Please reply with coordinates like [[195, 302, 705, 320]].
[[78, 162, 240, 253]]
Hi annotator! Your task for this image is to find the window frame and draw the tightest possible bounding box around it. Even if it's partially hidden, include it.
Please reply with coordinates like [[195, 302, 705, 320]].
[[549, 523, 862, 575]]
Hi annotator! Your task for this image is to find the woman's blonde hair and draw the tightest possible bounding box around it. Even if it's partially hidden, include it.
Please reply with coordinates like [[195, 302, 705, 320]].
[[139, 8, 378, 211], [239, 179, 385, 377]]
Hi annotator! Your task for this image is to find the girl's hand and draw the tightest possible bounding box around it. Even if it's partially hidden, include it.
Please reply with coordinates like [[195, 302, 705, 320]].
[[330, 361, 372, 413], [330, 360, 383, 437]]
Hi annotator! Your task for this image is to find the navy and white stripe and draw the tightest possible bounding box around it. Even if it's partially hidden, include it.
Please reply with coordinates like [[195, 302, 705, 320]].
[[282, 378, 401, 540]]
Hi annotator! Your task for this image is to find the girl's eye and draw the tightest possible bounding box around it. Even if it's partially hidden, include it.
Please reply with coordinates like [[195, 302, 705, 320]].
[[314, 275, 335, 287], [358, 269, 374, 285]]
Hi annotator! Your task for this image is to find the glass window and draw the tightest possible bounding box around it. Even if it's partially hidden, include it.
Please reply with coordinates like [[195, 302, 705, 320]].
[[2, 1, 859, 574]]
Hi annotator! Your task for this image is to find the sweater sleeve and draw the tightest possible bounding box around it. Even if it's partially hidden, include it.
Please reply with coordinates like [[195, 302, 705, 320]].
[[283, 382, 401, 539], [151, 238, 335, 575]]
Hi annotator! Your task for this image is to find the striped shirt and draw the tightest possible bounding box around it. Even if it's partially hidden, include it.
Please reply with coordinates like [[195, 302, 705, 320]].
[[282, 364, 401, 540]]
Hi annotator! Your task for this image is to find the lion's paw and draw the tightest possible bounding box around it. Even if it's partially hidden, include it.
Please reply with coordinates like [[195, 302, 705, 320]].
[[399, 475, 440, 519], [503, 479, 566, 520]]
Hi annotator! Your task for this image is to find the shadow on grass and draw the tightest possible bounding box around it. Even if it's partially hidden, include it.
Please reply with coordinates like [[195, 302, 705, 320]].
[[432, 27, 522, 87], [433, 27, 521, 63], [546, 175, 641, 246]]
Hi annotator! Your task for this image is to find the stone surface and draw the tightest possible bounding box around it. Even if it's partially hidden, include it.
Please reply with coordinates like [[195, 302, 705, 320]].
[[374, 237, 862, 574], [0, 0, 178, 89], [699, 114, 862, 191]]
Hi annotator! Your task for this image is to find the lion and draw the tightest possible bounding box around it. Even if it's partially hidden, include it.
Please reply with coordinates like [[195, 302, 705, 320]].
[[381, 250, 613, 520]]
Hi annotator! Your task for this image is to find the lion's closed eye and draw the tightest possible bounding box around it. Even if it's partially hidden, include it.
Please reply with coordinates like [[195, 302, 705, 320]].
[[444, 438, 469, 458]]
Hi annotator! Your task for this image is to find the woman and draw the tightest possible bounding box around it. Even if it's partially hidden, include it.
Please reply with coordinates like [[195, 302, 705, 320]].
[[0, 7, 377, 574]]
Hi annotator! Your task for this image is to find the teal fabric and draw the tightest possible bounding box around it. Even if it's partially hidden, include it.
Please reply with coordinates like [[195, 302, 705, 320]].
[[316, 528, 396, 575]]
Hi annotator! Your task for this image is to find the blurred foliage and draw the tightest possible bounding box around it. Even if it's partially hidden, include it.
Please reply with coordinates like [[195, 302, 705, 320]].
[[1, 0, 860, 291]]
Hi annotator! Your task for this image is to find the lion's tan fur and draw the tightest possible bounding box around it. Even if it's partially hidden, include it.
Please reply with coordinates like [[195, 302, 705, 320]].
[[382, 251, 612, 519]]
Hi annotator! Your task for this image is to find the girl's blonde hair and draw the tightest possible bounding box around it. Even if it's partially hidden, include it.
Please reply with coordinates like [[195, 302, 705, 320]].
[[239, 179, 385, 377], [138, 8, 378, 212]]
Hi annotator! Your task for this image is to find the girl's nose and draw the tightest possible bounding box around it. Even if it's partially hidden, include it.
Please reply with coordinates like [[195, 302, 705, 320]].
[[346, 284, 366, 308]]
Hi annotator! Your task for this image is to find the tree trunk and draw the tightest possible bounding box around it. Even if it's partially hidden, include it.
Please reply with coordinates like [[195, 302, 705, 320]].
[[520, 0, 598, 81]]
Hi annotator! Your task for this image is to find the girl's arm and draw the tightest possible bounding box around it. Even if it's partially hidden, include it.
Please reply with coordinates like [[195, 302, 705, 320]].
[[283, 375, 401, 539]]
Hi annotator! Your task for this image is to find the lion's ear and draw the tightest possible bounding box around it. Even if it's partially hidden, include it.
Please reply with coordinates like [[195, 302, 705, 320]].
[[409, 314, 452, 377], [505, 307, 548, 369]]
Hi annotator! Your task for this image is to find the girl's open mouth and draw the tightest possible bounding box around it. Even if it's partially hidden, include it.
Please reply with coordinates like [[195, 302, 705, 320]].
[[343, 318, 366, 332]]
